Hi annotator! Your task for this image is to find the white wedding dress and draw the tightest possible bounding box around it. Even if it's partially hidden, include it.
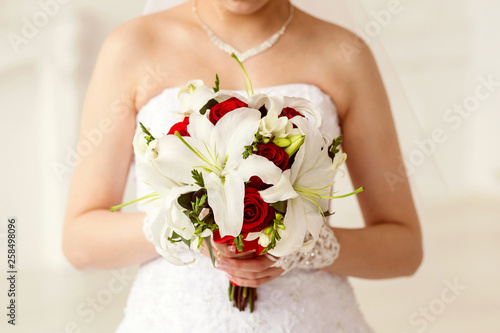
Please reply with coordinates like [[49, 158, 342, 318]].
[[116, 83, 374, 333]]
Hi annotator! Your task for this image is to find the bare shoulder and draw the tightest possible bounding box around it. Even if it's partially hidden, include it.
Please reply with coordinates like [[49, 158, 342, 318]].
[[297, 10, 375, 68], [294, 9, 382, 117], [89, 3, 194, 110], [100, 5, 191, 65]]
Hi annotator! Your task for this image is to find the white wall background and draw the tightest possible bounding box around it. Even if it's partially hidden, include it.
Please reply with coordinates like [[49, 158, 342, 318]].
[[0, 0, 498, 332]]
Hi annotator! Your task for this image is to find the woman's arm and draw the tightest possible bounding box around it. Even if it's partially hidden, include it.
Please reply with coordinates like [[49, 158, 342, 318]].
[[63, 23, 159, 270], [321, 36, 422, 278]]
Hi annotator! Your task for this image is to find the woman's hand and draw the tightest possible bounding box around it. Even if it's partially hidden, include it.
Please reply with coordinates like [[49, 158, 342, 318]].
[[202, 241, 284, 287]]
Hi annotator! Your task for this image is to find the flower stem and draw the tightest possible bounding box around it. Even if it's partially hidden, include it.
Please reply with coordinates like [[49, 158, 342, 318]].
[[231, 53, 254, 97], [331, 186, 364, 199], [110, 193, 158, 212]]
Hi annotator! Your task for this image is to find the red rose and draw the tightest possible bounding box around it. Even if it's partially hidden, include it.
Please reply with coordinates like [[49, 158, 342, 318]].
[[167, 117, 190, 136], [255, 143, 289, 171], [208, 97, 248, 124], [247, 176, 271, 191], [212, 188, 273, 255], [212, 231, 266, 255], [280, 107, 304, 119], [242, 187, 274, 233], [212, 230, 234, 245]]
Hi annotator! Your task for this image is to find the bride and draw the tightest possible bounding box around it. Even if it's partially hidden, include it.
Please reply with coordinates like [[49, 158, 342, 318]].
[[63, 0, 422, 331]]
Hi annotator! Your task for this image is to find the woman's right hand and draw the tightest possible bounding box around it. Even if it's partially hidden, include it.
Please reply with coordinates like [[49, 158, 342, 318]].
[[202, 240, 283, 287]]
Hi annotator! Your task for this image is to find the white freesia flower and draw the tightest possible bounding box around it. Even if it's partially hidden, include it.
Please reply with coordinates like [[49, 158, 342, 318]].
[[153, 108, 297, 237], [332, 151, 347, 177], [178, 80, 205, 97], [258, 231, 272, 247], [259, 109, 293, 138], [249, 93, 293, 138]]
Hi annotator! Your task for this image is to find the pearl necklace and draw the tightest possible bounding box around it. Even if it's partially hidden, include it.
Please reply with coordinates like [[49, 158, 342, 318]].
[[192, 0, 294, 62]]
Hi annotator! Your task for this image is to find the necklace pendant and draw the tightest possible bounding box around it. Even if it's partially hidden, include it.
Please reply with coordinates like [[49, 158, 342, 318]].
[[193, 0, 294, 63]]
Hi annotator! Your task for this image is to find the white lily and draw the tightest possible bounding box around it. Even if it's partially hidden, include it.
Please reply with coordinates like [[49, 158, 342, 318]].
[[153, 108, 297, 237], [177, 80, 216, 117], [283, 96, 323, 128], [143, 199, 191, 265], [147, 183, 217, 266], [263, 116, 356, 257], [133, 128, 183, 198]]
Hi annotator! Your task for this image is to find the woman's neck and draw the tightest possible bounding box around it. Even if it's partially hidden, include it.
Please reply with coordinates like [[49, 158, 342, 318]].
[[194, 0, 292, 49]]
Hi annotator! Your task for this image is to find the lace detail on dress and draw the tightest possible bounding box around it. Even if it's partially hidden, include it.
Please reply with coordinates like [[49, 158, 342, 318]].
[[272, 224, 340, 274]]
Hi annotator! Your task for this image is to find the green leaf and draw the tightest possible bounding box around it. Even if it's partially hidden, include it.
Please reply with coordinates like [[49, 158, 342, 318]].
[[328, 135, 343, 160], [205, 237, 216, 267], [168, 231, 182, 243], [139, 122, 155, 145], [182, 238, 191, 248], [242, 144, 255, 159], [199, 98, 219, 115], [270, 201, 288, 214], [213, 74, 220, 93], [192, 169, 205, 188], [177, 192, 195, 210], [233, 235, 244, 252]]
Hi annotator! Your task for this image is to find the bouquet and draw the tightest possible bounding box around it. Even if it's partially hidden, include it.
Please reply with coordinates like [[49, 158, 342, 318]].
[[111, 55, 362, 312]]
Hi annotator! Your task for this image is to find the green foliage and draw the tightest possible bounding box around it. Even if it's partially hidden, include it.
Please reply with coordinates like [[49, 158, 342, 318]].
[[328, 135, 343, 160], [205, 236, 216, 267], [270, 201, 287, 214], [232, 235, 245, 253], [169, 182, 218, 262], [200, 98, 219, 115], [177, 192, 195, 210], [192, 169, 205, 188], [242, 132, 265, 159], [213, 74, 220, 93], [139, 122, 155, 145], [260, 213, 286, 254]]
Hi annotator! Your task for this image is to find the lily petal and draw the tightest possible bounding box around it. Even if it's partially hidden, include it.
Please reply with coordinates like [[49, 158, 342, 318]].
[[154, 135, 214, 184], [213, 108, 262, 162], [204, 172, 245, 237], [269, 198, 307, 257], [259, 169, 298, 203]]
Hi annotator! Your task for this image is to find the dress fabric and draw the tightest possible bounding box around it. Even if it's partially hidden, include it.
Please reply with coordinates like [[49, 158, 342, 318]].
[[116, 83, 374, 333]]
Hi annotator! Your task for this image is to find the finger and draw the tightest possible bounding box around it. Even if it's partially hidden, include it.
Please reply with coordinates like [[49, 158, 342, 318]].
[[212, 242, 255, 259], [227, 271, 282, 288], [216, 256, 275, 272], [219, 266, 283, 280]]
